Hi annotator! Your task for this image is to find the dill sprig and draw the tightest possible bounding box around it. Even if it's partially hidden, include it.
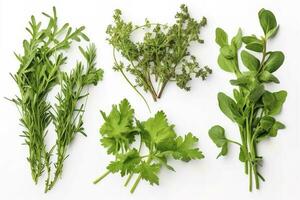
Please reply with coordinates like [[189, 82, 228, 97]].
[[45, 44, 103, 192], [11, 7, 103, 192], [12, 7, 88, 184]]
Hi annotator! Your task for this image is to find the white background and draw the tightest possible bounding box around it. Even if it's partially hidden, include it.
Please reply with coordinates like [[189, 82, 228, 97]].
[[0, 0, 299, 199]]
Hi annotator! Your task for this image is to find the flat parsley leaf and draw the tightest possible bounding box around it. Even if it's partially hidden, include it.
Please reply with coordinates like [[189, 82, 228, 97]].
[[173, 133, 204, 161], [94, 99, 204, 193], [100, 99, 136, 154], [143, 111, 176, 145]]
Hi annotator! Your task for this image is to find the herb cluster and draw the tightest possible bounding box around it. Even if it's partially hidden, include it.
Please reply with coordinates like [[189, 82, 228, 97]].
[[12, 7, 103, 192], [209, 9, 287, 191], [93, 99, 204, 193], [45, 44, 103, 192], [106, 4, 211, 110]]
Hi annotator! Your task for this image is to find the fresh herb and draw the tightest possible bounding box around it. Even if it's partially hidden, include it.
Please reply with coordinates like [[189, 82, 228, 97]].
[[93, 99, 204, 193], [11, 7, 103, 192], [106, 4, 211, 110], [209, 9, 287, 191], [45, 44, 103, 192]]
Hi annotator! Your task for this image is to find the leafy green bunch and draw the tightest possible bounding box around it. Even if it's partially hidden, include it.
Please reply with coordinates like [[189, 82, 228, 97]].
[[106, 4, 211, 110], [12, 7, 103, 192], [209, 9, 287, 191], [94, 99, 204, 193], [45, 44, 103, 192]]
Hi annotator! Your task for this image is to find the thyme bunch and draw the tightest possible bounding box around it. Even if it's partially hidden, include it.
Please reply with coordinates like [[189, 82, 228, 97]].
[[106, 4, 211, 110]]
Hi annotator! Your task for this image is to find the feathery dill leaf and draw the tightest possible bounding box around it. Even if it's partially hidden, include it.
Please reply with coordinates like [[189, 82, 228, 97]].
[[12, 7, 103, 192], [45, 44, 103, 192], [12, 7, 88, 184]]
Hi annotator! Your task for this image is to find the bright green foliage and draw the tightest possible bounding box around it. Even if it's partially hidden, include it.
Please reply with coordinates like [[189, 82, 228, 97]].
[[94, 99, 204, 193], [45, 44, 103, 192], [210, 9, 287, 191], [106, 4, 211, 109], [208, 125, 228, 158], [11, 7, 103, 192]]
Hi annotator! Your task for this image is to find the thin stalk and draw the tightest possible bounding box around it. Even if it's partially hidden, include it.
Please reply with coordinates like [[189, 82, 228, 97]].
[[93, 171, 111, 184], [124, 174, 134, 187], [113, 49, 151, 113], [252, 162, 260, 189], [258, 38, 267, 73], [125, 136, 144, 187], [157, 80, 168, 99], [245, 104, 253, 191], [239, 126, 248, 174], [249, 161, 253, 192], [146, 72, 158, 101], [130, 174, 142, 194], [130, 157, 152, 193], [128, 59, 156, 101], [227, 139, 242, 146]]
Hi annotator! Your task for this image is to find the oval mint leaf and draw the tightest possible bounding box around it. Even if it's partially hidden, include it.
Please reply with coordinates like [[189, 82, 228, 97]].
[[217, 54, 235, 73], [258, 9, 277, 35], [231, 28, 242, 49], [241, 50, 260, 71], [264, 51, 284, 73], [245, 42, 263, 52], [242, 35, 260, 44], [217, 92, 241, 121], [249, 84, 265, 103], [268, 90, 287, 115], [215, 28, 228, 47], [208, 125, 227, 147], [259, 71, 280, 83], [220, 45, 235, 59]]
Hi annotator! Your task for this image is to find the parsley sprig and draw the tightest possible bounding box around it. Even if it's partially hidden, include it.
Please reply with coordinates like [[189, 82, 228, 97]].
[[107, 5, 211, 110], [93, 99, 204, 193], [11, 7, 103, 192], [209, 9, 287, 191]]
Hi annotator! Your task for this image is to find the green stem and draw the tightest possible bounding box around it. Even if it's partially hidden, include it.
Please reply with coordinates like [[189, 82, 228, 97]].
[[130, 174, 142, 194], [93, 171, 111, 184], [245, 103, 253, 191], [227, 139, 242, 146], [246, 104, 261, 191], [157, 80, 168, 99], [146, 71, 158, 101], [239, 126, 248, 174], [113, 48, 151, 113], [125, 135, 145, 187], [249, 161, 253, 192], [258, 38, 267, 73], [120, 68, 151, 113], [130, 157, 152, 193], [245, 160, 249, 175], [253, 162, 260, 189], [124, 174, 134, 187]]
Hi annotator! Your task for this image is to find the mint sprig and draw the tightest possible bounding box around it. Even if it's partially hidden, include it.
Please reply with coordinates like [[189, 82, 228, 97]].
[[210, 8, 287, 191]]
